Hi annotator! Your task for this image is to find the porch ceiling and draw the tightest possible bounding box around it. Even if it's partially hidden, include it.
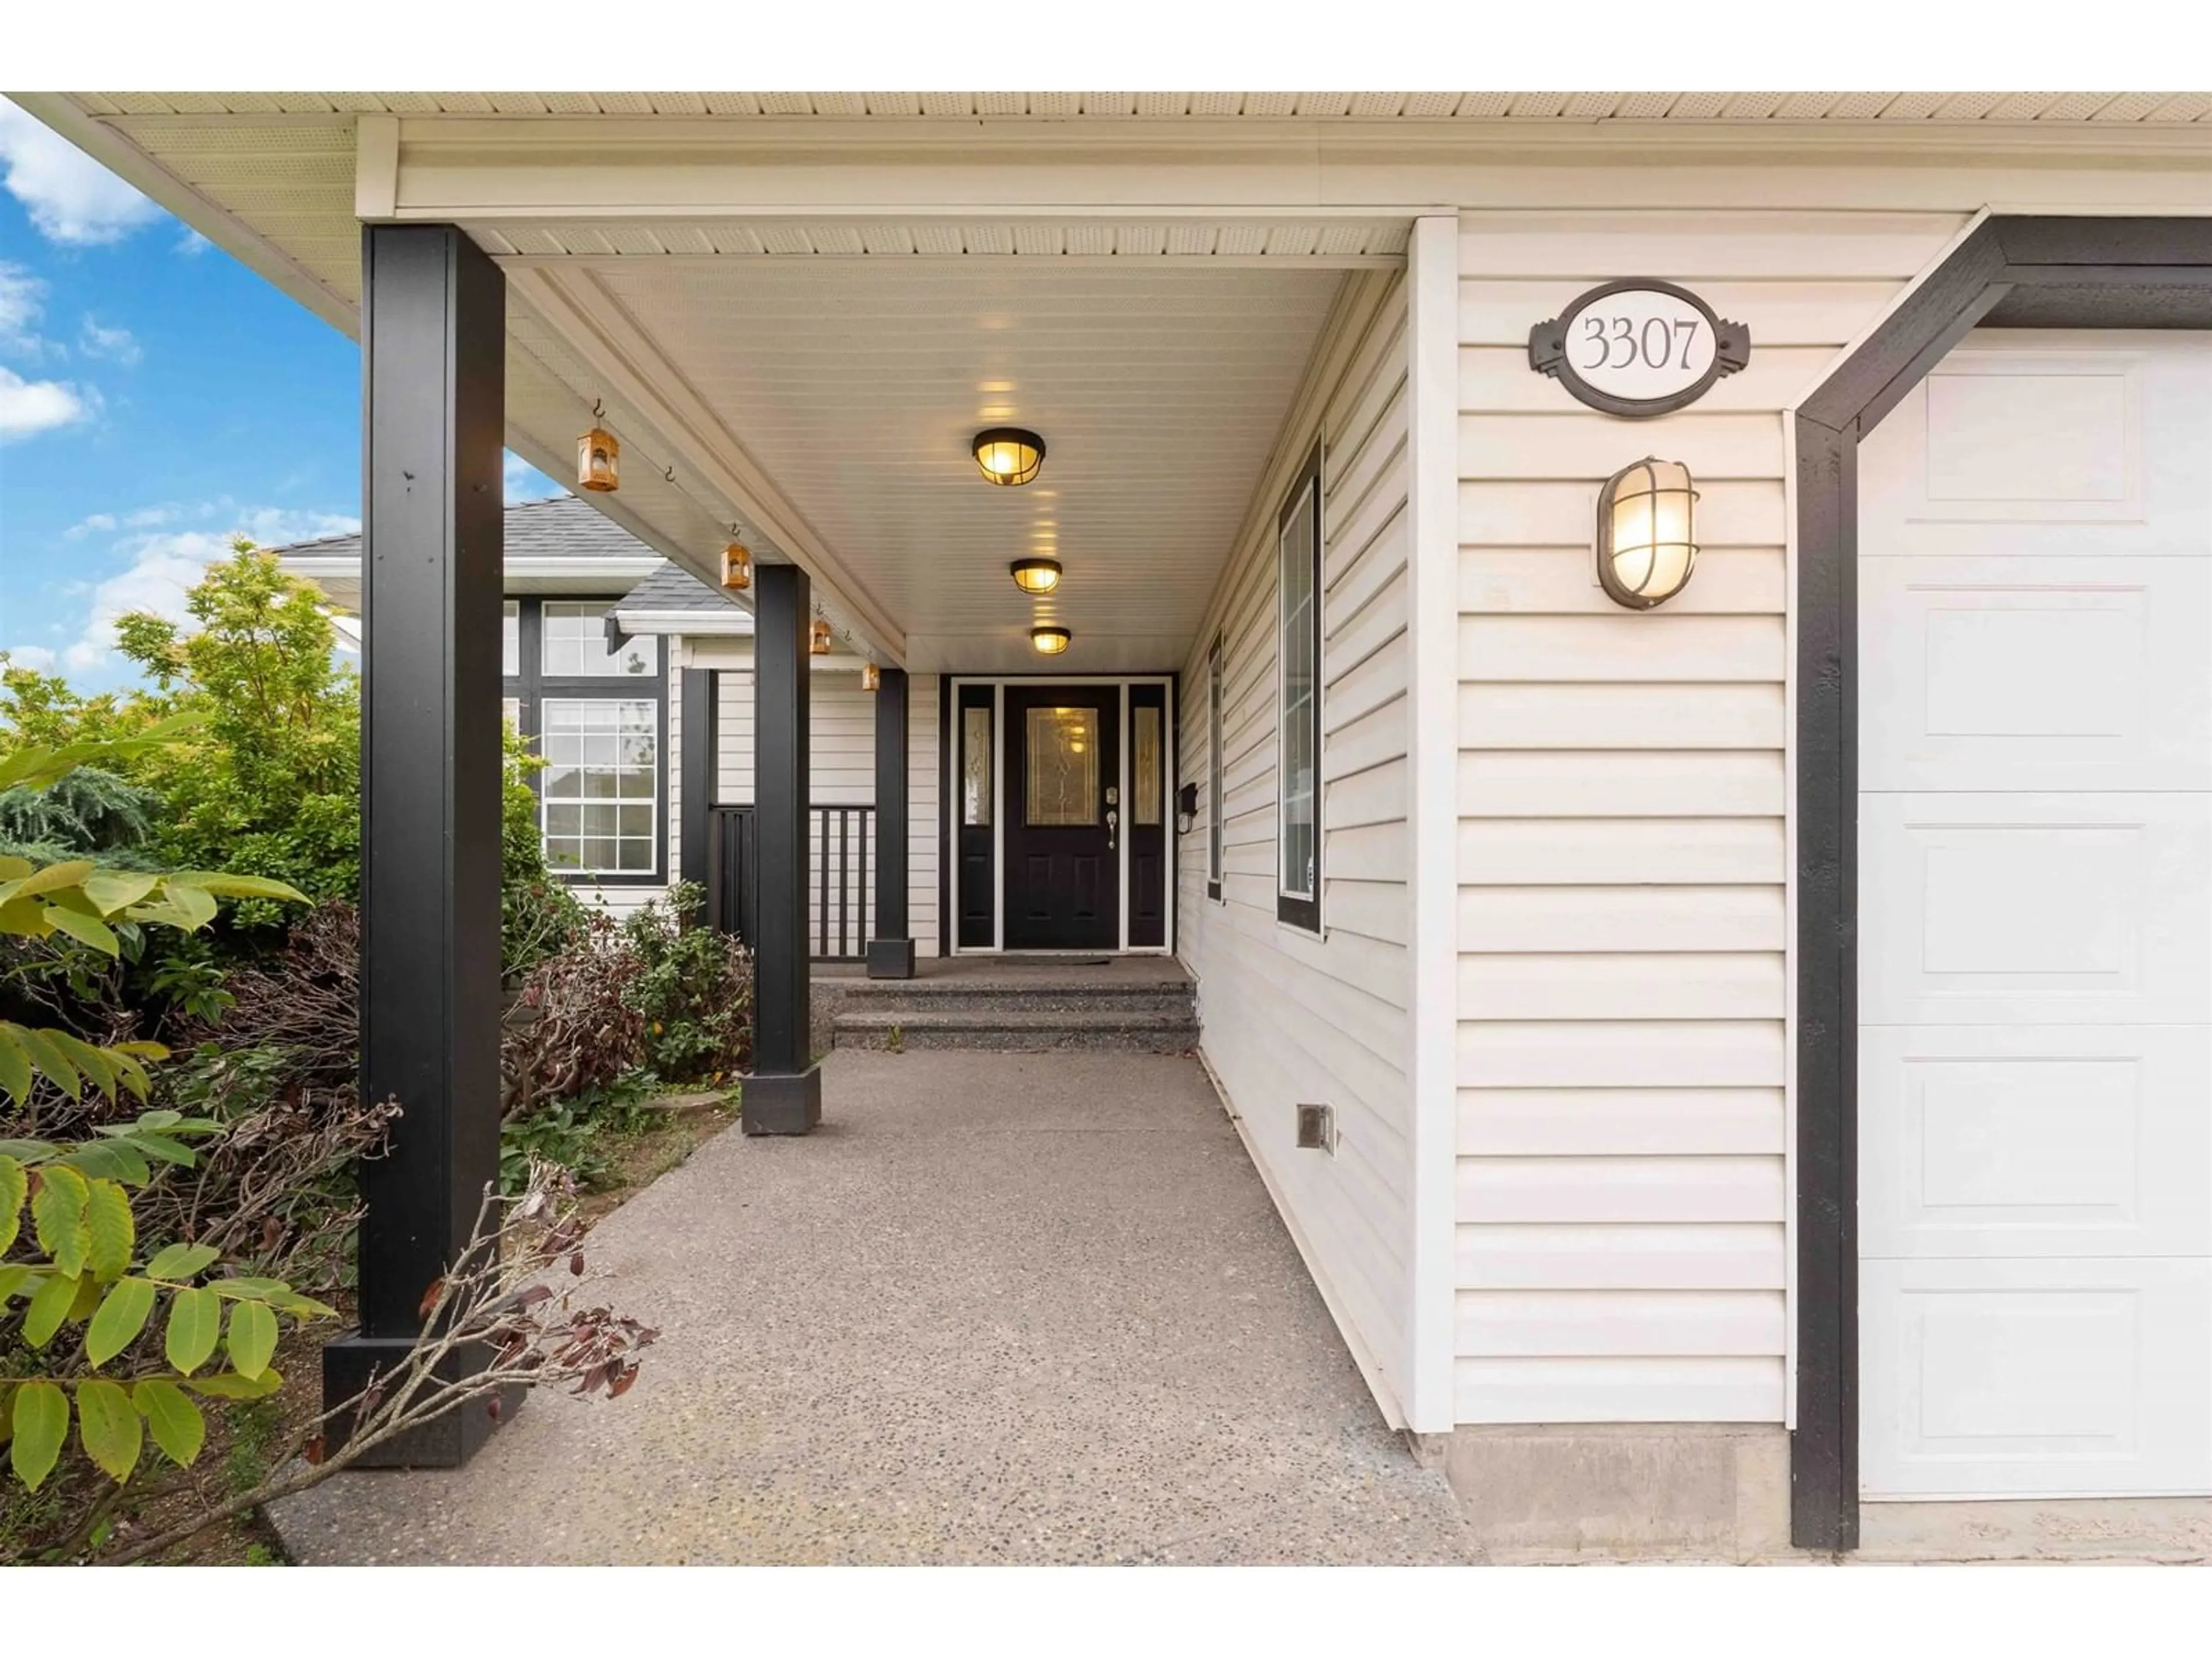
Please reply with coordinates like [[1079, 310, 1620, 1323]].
[[547, 259, 1346, 673]]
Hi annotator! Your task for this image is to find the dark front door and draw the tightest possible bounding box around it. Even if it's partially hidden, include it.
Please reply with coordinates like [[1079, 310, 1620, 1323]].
[[1003, 687, 1120, 950]]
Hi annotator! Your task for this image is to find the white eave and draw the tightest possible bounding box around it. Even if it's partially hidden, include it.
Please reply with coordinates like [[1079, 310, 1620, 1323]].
[[612, 606, 754, 637]]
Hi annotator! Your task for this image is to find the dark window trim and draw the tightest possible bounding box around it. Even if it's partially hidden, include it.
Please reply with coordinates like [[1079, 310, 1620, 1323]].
[[1275, 440, 1323, 934], [1206, 631, 1225, 903], [502, 594, 669, 887], [1790, 215, 2212, 1556]]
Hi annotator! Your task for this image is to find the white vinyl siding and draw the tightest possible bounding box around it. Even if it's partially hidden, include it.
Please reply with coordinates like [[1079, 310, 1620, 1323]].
[[666, 640, 938, 958], [1452, 209, 1968, 1425], [1182, 270, 1414, 1419]]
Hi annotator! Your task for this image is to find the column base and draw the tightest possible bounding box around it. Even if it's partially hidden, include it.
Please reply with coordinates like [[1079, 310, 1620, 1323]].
[[865, 937, 916, 979], [743, 1065, 823, 1135], [320, 1332, 522, 1469]]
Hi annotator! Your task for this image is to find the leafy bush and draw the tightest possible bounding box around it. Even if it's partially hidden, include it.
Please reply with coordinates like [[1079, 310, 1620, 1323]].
[[498, 1075, 656, 1194], [0, 545, 570, 962], [499, 908, 646, 1121], [619, 882, 754, 1085]]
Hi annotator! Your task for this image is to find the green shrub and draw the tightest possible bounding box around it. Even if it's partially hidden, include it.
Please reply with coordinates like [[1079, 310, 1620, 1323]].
[[619, 883, 753, 1086]]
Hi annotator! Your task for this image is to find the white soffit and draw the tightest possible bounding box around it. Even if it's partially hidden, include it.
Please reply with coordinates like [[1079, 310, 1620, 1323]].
[[69, 92, 2212, 122], [560, 259, 1347, 673]]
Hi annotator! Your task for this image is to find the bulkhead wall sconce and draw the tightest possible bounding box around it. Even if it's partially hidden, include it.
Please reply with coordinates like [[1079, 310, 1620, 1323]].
[[1596, 456, 1698, 609]]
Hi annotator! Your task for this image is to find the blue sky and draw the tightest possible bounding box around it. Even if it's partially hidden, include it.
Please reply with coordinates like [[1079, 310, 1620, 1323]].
[[0, 97, 561, 690]]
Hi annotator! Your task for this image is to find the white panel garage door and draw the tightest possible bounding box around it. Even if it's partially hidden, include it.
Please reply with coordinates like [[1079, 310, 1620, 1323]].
[[1857, 329, 2212, 1500]]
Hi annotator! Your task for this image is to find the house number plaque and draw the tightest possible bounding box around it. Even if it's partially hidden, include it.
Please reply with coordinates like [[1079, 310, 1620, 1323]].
[[1528, 279, 1750, 418]]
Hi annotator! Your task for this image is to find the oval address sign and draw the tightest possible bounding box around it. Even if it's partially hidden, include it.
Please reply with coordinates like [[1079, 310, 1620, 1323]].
[[1528, 279, 1751, 418]]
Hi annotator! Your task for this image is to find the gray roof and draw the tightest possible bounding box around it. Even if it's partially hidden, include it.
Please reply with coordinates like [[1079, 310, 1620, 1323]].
[[615, 560, 744, 614], [271, 492, 660, 562]]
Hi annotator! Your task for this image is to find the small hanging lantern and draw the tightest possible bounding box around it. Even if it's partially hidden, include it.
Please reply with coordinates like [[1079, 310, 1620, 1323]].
[[973, 427, 1046, 487], [1009, 557, 1062, 595], [810, 619, 832, 657], [1596, 457, 1698, 610], [861, 662, 881, 692], [577, 426, 620, 493], [721, 541, 752, 592], [1030, 624, 1071, 656]]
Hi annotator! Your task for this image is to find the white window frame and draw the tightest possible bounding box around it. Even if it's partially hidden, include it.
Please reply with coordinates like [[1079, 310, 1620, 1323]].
[[1275, 443, 1324, 934]]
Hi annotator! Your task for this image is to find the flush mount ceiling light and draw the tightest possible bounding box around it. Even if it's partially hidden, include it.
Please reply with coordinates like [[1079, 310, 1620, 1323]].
[[973, 427, 1046, 487], [810, 619, 832, 656], [1596, 456, 1699, 610], [1030, 625, 1071, 656], [1010, 558, 1063, 596], [721, 541, 752, 592], [577, 425, 620, 493]]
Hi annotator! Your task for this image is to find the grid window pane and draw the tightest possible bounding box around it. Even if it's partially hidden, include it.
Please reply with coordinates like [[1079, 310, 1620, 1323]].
[[1278, 474, 1320, 908], [540, 602, 658, 678], [540, 698, 657, 874], [502, 602, 520, 677]]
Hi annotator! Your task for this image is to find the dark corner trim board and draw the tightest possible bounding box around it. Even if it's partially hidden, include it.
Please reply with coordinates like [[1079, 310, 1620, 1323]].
[[1791, 215, 2212, 1554]]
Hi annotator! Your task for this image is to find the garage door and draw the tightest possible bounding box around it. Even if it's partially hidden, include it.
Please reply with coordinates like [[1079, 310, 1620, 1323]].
[[1857, 329, 2212, 1500]]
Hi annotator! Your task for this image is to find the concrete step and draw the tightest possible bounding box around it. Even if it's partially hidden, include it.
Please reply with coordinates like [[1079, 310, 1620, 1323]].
[[830, 982, 1195, 1018], [832, 1006, 1200, 1054]]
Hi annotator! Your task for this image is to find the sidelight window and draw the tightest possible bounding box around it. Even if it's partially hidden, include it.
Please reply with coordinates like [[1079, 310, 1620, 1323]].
[[1276, 445, 1323, 933]]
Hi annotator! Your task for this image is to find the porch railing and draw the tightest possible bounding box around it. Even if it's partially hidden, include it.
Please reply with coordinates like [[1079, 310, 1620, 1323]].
[[708, 803, 874, 963]]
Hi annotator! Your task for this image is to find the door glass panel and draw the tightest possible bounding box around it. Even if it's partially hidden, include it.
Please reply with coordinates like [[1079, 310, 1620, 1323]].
[[1134, 706, 1161, 826], [1025, 706, 1099, 827], [963, 706, 993, 826]]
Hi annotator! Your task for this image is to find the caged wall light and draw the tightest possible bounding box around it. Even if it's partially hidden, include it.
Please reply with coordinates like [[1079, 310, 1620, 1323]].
[[1030, 624, 1071, 656], [1010, 557, 1062, 595], [974, 428, 1046, 487], [1596, 457, 1698, 609]]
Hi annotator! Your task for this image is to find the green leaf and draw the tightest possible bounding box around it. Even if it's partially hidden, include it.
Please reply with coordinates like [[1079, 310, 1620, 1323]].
[[0, 853, 29, 878], [43, 904, 119, 956], [9, 1382, 69, 1492], [154, 881, 219, 930], [84, 1177, 135, 1281], [144, 1243, 220, 1282], [132, 1109, 183, 1131], [48, 1032, 119, 1099], [56, 1139, 151, 1185], [0, 1027, 31, 1105], [113, 1132, 197, 1169], [31, 1164, 90, 1277], [0, 1154, 23, 1254], [0, 1137, 58, 1162], [183, 1368, 283, 1401], [22, 1271, 81, 1348], [75, 1379, 142, 1483], [134, 1380, 206, 1468], [0, 1264, 34, 1304], [81, 870, 161, 915], [86, 1278, 158, 1368], [10, 1026, 80, 1101], [0, 858, 94, 903], [165, 1286, 223, 1376], [166, 871, 310, 904], [226, 1300, 278, 1380]]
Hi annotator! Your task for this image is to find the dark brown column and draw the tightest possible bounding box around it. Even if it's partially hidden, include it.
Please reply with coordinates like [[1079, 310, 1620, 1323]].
[[745, 563, 821, 1133]]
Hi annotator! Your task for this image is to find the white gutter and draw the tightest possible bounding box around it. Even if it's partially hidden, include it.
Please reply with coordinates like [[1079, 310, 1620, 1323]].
[[613, 608, 753, 637]]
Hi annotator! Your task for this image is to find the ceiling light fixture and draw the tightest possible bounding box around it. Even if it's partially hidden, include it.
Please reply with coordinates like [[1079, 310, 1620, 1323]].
[[721, 541, 752, 592], [973, 427, 1046, 487], [1010, 558, 1063, 596], [1030, 625, 1071, 656]]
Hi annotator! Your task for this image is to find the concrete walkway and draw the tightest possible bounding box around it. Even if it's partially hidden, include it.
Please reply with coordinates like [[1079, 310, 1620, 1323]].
[[272, 1050, 1481, 1565]]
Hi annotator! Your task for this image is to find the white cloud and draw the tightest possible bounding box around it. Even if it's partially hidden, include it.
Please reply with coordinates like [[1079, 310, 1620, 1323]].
[[14, 505, 362, 675], [1, 645, 57, 672], [175, 229, 211, 257], [0, 364, 95, 441], [0, 97, 161, 247], [63, 512, 117, 539], [0, 260, 56, 358], [78, 315, 141, 366]]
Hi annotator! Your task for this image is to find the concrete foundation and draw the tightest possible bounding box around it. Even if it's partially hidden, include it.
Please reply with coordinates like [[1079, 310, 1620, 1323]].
[[1438, 1423, 1791, 1562], [1857, 1498, 2212, 1563]]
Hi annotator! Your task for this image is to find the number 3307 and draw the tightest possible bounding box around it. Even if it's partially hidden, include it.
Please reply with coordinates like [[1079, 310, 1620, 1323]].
[[1580, 315, 1703, 370]]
